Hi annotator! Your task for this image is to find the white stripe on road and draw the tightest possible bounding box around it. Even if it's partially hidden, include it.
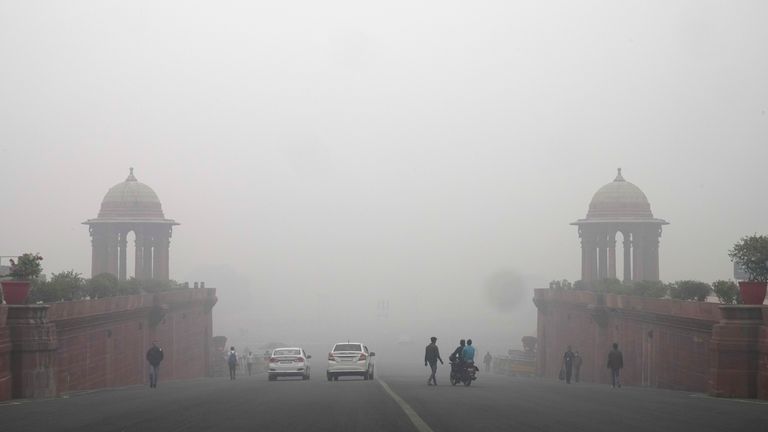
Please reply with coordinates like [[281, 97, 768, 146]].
[[378, 379, 435, 432]]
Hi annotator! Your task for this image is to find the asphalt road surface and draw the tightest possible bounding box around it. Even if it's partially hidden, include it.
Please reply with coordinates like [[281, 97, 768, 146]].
[[2, 361, 767, 432]]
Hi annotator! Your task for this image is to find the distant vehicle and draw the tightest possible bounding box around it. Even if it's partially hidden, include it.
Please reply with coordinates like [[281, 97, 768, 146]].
[[327, 342, 375, 381], [268, 347, 312, 381]]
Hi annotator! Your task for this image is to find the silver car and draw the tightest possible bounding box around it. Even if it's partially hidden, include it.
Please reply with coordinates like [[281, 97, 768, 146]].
[[268, 347, 312, 381], [326, 342, 375, 381]]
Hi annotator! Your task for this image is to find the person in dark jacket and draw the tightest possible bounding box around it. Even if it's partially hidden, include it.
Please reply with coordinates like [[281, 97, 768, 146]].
[[607, 343, 624, 388], [562, 345, 575, 384], [573, 351, 583, 383], [448, 339, 466, 376], [424, 337, 444, 386], [146, 341, 164, 388]]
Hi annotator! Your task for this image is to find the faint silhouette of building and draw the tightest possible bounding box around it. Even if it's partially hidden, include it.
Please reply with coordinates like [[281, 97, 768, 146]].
[[572, 169, 668, 282], [83, 168, 179, 280]]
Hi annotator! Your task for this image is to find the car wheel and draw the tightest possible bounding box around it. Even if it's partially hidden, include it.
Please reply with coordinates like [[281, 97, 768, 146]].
[[268, 375, 276, 381], [326, 373, 332, 382], [363, 371, 369, 381], [369, 368, 374, 380], [334, 376, 339, 381]]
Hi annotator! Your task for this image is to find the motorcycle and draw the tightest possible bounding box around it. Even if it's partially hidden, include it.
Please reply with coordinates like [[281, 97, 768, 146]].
[[449, 360, 478, 386]]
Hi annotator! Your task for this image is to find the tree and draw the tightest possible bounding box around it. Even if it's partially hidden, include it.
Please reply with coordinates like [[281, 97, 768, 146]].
[[628, 280, 669, 298], [29, 275, 57, 303], [712, 280, 740, 304], [86, 273, 120, 299], [118, 278, 142, 296], [593, 278, 630, 295], [728, 234, 768, 282], [669, 280, 712, 301], [49, 270, 85, 301]]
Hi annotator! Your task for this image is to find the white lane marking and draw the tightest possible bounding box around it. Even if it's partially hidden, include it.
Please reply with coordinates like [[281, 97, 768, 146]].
[[378, 379, 435, 432], [688, 394, 768, 405]]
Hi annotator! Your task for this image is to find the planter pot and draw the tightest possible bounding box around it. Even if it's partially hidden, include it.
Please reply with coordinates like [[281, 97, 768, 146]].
[[0, 280, 32, 304], [738, 281, 767, 305]]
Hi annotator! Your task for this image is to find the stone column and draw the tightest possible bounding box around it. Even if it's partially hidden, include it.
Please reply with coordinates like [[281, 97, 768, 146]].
[[135, 232, 144, 280], [645, 228, 661, 281], [118, 231, 128, 281], [154, 230, 170, 281], [152, 232, 162, 281], [632, 233, 643, 281], [7, 305, 58, 399], [598, 232, 608, 280], [710, 305, 763, 398], [106, 229, 119, 277], [90, 225, 109, 277], [622, 232, 632, 283], [143, 233, 154, 280], [580, 228, 598, 282], [608, 232, 617, 279]]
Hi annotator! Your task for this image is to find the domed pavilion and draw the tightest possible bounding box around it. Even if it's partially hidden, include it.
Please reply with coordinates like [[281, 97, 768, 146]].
[[83, 168, 179, 280], [571, 169, 668, 282]]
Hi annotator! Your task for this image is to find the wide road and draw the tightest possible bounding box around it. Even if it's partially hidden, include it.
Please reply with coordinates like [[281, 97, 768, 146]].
[[2, 361, 767, 432]]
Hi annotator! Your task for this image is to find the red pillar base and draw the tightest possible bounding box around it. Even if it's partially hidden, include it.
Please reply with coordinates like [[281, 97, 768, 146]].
[[709, 305, 763, 398], [8, 305, 58, 399]]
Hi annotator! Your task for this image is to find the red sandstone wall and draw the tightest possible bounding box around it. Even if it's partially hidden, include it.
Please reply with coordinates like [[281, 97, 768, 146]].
[[535, 289, 721, 392], [47, 289, 216, 394], [0, 306, 11, 401]]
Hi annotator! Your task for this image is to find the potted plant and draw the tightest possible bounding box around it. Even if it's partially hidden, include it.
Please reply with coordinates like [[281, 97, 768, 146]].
[[0, 253, 43, 304], [728, 235, 768, 305]]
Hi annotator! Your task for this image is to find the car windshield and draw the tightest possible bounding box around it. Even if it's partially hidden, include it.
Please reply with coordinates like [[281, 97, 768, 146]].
[[333, 344, 362, 352], [273, 349, 301, 356]]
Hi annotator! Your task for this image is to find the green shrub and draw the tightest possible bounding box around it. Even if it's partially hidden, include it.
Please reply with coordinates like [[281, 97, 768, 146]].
[[628, 280, 669, 298], [712, 280, 740, 304], [669, 280, 712, 301]]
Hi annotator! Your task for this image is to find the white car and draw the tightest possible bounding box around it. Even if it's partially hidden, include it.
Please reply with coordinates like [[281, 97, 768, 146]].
[[326, 342, 375, 381], [268, 347, 312, 381]]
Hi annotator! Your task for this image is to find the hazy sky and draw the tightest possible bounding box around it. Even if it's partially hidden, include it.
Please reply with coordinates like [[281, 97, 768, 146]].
[[2, 1, 767, 348]]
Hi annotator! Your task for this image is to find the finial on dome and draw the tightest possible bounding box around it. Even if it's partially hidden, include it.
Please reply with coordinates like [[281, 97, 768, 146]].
[[126, 167, 137, 182], [614, 168, 625, 182]]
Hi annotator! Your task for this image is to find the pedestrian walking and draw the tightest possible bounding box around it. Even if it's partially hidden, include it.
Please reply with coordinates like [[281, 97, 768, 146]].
[[424, 336, 444, 386], [146, 340, 164, 389], [562, 345, 575, 384], [607, 343, 623, 388], [483, 351, 492, 373], [228, 346, 238, 380], [246, 351, 255, 376], [574, 351, 583, 383]]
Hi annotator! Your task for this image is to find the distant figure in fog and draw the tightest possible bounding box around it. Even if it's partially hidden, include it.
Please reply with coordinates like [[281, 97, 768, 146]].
[[573, 351, 583, 383], [228, 346, 238, 380], [246, 351, 255, 376], [607, 343, 623, 388], [483, 352, 492, 372], [562, 345, 575, 384], [424, 336, 444, 386], [146, 341, 164, 389]]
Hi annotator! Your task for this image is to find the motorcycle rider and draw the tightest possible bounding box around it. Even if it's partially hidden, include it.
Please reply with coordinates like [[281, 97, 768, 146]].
[[463, 339, 476, 364], [449, 339, 466, 376], [463, 339, 478, 374]]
